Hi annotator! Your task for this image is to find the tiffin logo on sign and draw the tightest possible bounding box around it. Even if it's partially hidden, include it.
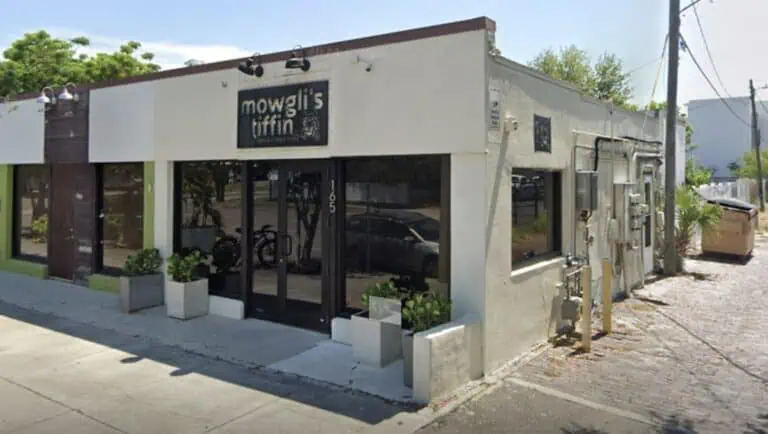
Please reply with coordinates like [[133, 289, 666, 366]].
[[238, 81, 329, 148]]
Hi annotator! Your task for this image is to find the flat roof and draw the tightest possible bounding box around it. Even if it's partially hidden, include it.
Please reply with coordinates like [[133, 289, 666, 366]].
[[11, 16, 495, 101]]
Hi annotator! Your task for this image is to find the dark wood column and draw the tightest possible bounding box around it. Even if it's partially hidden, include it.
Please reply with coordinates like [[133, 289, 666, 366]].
[[44, 91, 98, 283]]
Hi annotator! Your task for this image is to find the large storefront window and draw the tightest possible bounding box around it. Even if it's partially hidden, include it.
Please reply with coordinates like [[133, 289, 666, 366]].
[[101, 164, 144, 271], [13, 165, 51, 260], [511, 169, 561, 267], [176, 161, 243, 298], [343, 156, 450, 310]]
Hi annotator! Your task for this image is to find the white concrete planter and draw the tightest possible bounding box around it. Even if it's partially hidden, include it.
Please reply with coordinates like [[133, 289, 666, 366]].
[[402, 331, 414, 388], [165, 279, 209, 320], [351, 311, 402, 367], [208, 295, 244, 319], [368, 295, 402, 321], [119, 273, 164, 313], [331, 317, 353, 345], [412, 322, 470, 404]]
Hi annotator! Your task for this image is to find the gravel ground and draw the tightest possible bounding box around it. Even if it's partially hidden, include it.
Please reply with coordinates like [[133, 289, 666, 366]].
[[421, 236, 768, 434]]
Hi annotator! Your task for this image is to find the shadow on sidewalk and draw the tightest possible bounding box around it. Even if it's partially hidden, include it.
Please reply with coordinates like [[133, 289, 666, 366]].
[[0, 301, 419, 425]]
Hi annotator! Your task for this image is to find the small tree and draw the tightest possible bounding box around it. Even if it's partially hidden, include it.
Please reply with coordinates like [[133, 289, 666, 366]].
[[674, 187, 722, 270]]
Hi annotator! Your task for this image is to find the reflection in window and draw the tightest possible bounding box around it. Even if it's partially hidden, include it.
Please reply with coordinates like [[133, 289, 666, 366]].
[[343, 156, 450, 310], [101, 164, 144, 270], [177, 161, 243, 298], [14, 165, 50, 259], [511, 169, 561, 266]]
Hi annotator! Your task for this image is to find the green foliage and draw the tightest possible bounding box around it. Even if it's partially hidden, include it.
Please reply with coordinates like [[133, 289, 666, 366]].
[[31, 215, 48, 242], [528, 45, 633, 109], [733, 149, 768, 180], [167, 251, 203, 283], [685, 159, 713, 187], [361, 280, 402, 308], [402, 292, 451, 333], [123, 248, 163, 277], [675, 186, 723, 256], [0, 30, 160, 96], [727, 161, 742, 175]]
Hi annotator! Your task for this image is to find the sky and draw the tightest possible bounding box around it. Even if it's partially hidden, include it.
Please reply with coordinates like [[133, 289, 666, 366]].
[[2, 0, 766, 108]]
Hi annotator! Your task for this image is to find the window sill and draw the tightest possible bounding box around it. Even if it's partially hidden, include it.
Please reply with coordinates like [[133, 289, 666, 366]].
[[510, 256, 564, 282]]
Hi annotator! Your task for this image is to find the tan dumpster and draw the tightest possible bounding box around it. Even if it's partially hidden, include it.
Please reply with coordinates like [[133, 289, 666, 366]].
[[701, 198, 758, 258]]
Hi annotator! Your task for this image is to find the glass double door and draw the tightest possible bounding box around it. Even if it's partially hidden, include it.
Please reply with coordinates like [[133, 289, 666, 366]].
[[248, 160, 329, 330]]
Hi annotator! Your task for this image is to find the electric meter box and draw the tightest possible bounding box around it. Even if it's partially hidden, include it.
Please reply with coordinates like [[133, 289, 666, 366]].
[[575, 171, 598, 212]]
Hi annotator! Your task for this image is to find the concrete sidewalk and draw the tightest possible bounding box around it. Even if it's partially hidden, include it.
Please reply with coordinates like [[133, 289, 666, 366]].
[[0, 301, 429, 433], [0, 271, 413, 402]]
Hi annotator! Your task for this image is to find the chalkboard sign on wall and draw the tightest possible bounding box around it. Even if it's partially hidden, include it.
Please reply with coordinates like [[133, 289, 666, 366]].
[[533, 114, 552, 153], [238, 81, 329, 148]]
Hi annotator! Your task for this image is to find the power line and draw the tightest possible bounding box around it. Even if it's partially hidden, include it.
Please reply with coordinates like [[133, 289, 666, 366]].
[[680, 34, 750, 127], [691, 2, 731, 97], [640, 34, 669, 136]]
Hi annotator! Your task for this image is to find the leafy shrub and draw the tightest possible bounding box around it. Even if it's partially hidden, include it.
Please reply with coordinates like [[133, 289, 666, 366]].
[[167, 251, 203, 283], [123, 248, 163, 277], [361, 280, 401, 308], [402, 292, 451, 333], [31, 215, 48, 242], [675, 186, 723, 258]]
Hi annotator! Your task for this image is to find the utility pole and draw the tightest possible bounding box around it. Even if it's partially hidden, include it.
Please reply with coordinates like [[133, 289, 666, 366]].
[[663, 0, 681, 275], [749, 79, 765, 211]]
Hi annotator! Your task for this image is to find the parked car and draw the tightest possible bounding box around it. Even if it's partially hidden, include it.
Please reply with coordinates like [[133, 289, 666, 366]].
[[345, 210, 440, 277]]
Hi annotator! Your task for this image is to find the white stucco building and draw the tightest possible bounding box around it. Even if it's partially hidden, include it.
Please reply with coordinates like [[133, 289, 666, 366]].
[[687, 96, 763, 178], [0, 16, 685, 402]]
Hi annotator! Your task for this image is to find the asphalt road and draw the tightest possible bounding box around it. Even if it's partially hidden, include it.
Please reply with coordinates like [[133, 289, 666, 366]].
[[419, 381, 656, 434]]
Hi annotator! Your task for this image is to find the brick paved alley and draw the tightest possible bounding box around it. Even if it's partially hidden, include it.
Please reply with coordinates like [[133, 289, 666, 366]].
[[421, 237, 768, 434]]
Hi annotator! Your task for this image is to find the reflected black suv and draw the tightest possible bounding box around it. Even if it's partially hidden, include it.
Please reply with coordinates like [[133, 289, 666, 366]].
[[345, 210, 440, 277]]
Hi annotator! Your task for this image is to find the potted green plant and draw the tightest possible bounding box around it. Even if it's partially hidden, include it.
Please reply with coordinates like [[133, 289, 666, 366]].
[[119, 248, 164, 313], [351, 280, 405, 367], [165, 251, 209, 320], [401, 292, 451, 387]]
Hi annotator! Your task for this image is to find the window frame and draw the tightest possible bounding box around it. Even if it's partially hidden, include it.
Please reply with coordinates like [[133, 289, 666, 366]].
[[12, 164, 52, 263], [511, 169, 562, 269]]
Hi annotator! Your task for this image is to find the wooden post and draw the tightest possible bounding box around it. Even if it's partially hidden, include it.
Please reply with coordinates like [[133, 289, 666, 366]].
[[581, 264, 592, 352], [602, 258, 612, 334]]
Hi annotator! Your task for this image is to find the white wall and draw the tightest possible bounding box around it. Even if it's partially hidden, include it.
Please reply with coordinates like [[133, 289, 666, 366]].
[[481, 57, 665, 372], [0, 99, 45, 164], [89, 82, 155, 162], [83, 29, 486, 162], [688, 97, 751, 177]]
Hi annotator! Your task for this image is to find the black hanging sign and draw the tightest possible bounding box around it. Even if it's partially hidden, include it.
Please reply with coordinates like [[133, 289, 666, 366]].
[[238, 81, 329, 148]]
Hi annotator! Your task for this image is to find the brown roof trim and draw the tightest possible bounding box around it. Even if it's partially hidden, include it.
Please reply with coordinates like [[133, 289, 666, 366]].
[[10, 16, 495, 101]]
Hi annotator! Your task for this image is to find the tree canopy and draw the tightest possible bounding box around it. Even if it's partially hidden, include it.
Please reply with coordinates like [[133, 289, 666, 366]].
[[732, 149, 768, 180], [0, 30, 160, 97], [528, 45, 634, 109]]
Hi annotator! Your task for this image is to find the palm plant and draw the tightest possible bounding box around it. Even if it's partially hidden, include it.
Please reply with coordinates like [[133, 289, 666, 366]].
[[675, 186, 723, 259]]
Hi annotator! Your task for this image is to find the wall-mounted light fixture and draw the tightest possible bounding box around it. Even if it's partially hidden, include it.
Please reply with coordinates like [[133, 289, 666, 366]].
[[355, 55, 373, 72], [57, 83, 79, 102], [37, 86, 56, 105], [285, 46, 311, 72], [238, 53, 264, 77]]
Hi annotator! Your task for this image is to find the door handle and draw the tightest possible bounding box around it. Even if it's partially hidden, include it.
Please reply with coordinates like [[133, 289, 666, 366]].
[[283, 234, 293, 257]]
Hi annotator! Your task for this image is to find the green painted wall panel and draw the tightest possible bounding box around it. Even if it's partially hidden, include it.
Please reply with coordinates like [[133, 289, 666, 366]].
[[143, 162, 155, 249], [88, 273, 120, 294], [0, 165, 12, 261], [0, 259, 48, 278]]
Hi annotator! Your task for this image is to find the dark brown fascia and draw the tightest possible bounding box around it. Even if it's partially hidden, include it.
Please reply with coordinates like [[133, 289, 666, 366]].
[[10, 16, 495, 101]]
